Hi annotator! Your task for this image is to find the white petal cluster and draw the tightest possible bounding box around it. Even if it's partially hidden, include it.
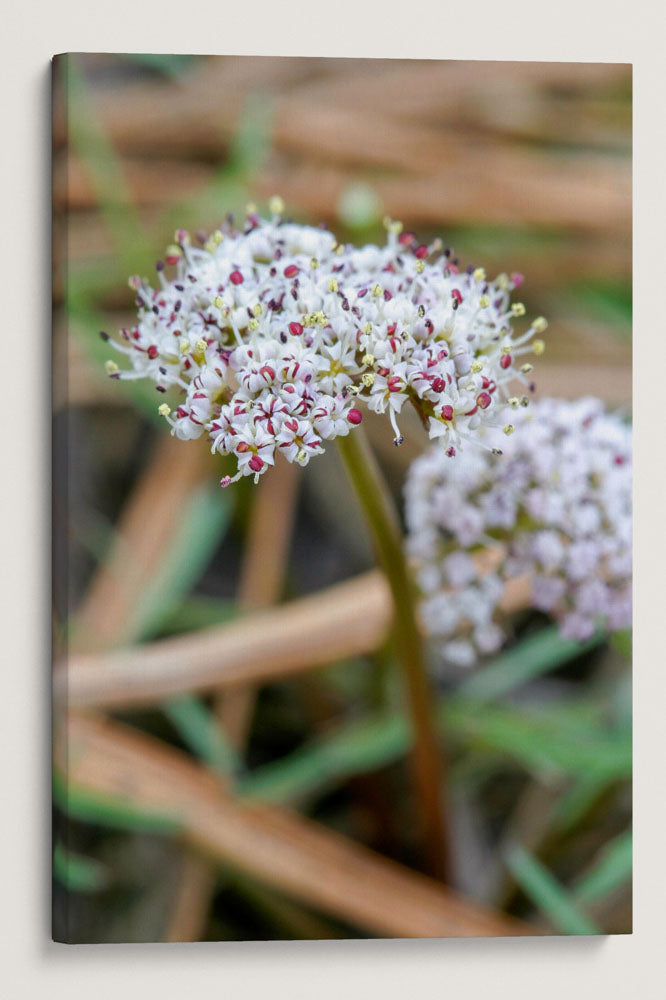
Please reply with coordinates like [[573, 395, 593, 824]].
[[106, 208, 545, 485], [405, 398, 632, 667]]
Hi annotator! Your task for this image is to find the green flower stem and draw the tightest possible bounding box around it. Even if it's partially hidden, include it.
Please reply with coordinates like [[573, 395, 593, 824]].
[[337, 427, 450, 881]]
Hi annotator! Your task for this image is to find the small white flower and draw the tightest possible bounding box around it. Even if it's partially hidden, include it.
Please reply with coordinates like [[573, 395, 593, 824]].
[[406, 397, 632, 669], [108, 208, 546, 484]]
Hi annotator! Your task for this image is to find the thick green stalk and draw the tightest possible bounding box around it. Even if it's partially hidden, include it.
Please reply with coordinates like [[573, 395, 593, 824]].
[[337, 428, 450, 881]]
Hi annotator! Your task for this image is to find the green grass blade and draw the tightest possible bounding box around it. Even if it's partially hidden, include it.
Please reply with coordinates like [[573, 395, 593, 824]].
[[163, 696, 242, 779], [129, 482, 233, 641], [506, 846, 601, 935], [237, 713, 407, 803], [53, 843, 109, 893], [573, 830, 632, 904], [53, 772, 182, 835], [441, 697, 631, 782], [460, 626, 603, 702]]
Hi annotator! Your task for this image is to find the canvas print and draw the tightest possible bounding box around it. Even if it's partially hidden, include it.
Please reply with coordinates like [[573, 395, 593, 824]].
[[52, 54, 632, 943]]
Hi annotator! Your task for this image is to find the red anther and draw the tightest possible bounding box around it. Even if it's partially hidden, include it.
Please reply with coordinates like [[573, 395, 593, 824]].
[[500, 354, 511, 369], [441, 404, 454, 420], [377, 366, 390, 377], [476, 392, 492, 409], [387, 376, 403, 392], [431, 378, 446, 393], [445, 446, 456, 457], [165, 255, 180, 265], [289, 321, 303, 336], [283, 264, 299, 278], [615, 455, 626, 466], [236, 441, 250, 453], [387, 323, 397, 335], [259, 365, 275, 381], [511, 271, 524, 288], [248, 455, 264, 472], [220, 476, 232, 488], [399, 231, 416, 246], [383, 262, 396, 273], [348, 408, 363, 425], [415, 245, 428, 259], [147, 345, 158, 359], [383, 289, 393, 301], [481, 376, 490, 388], [451, 289, 463, 306], [229, 270, 244, 285], [132, 330, 140, 340]]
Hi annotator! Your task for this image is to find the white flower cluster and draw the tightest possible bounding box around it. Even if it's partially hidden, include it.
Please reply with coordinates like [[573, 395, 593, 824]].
[[405, 397, 632, 667], [104, 204, 546, 485]]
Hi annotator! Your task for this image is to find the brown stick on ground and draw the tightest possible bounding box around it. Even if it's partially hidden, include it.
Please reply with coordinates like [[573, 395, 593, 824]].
[[70, 434, 212, 654], [166, 460, 300, 942], [56, 568, 532, 712], [57, 711, 534, 940]]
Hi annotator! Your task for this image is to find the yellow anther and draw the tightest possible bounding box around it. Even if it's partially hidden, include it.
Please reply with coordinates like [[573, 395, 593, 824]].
[[495, 273, 509, 290], [415, 260, 426, 274], [180, 340, 191, 354], [213, 295, 224, 310], [383, 216, 403, 236], [508, 396, 520, 409], [473, 267, 486, 282], [195, 338, 207, 353], [328, 278, 339, 293], [501, 344, 512, 354], [371, 283, 382, 298], [268, 195, 284, 215], [248, 319, 259, 332], [104, 360, 119, 374], [158, 403, 171, 417], [362, 372, 376, 388], [503, 424, 515, 436], [336, 243, 345, 255], [470, 360, 484, 373], [532, 339, 546, 356], [253, 303, 263, 317], [362, 354, 375, 367], [479, 295, 490, 308], [520, 363, 533, 374], [297, 448, 308, 465], [166, 244, 182, 259], [245, 201, 257, 215], [533, 316, 548, 333], [520, 396, 530, 407], [511, 302, 526, 317], [363, 322, 373, 335], [310, 257, 319, 270]]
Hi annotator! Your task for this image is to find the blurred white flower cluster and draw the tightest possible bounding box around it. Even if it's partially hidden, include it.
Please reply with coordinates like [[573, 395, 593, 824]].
[[105, 205, 545, 484], [405, 398, 632, 667]]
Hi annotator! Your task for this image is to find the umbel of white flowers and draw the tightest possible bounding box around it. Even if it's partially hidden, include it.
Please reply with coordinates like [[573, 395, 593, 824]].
[[405, 397, 632, 667], [103, 202, 546, 485]]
